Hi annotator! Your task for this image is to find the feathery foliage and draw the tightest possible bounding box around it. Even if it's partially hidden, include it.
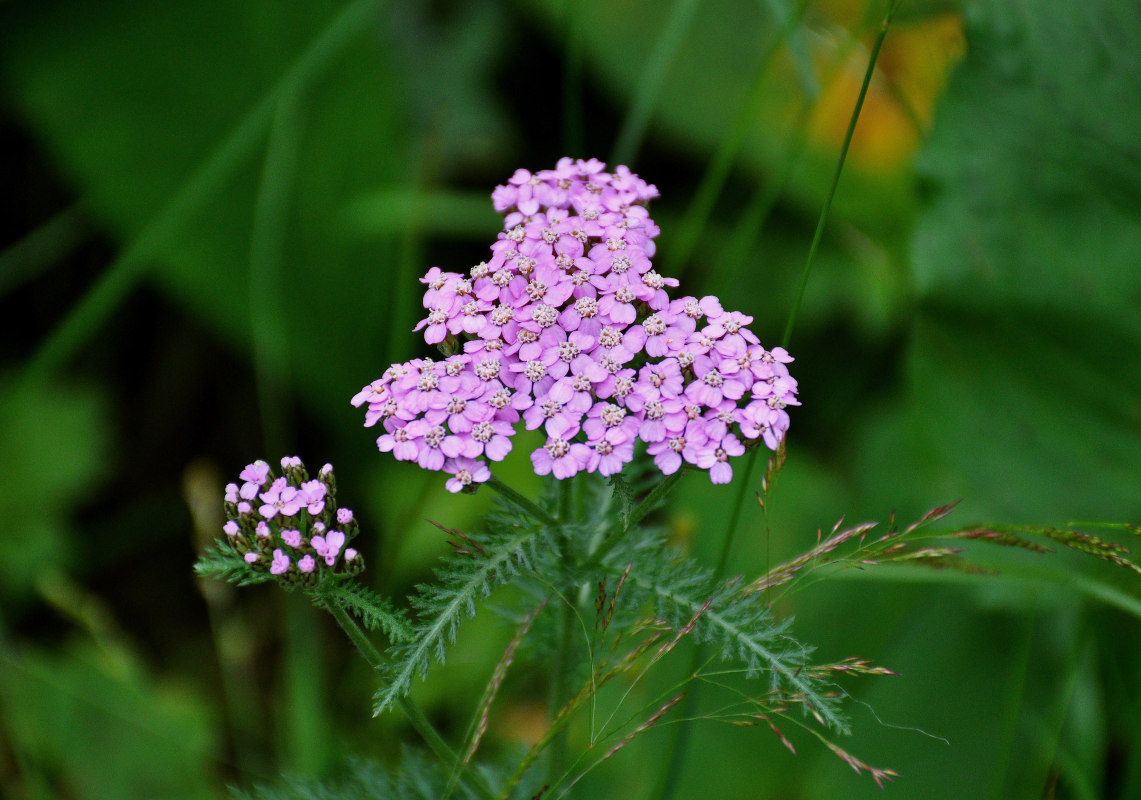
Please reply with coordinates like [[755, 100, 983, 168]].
[[316, 580, 414, 643], [229, 754, 447, 800], [373, 501, 559, 715], [194, 538, 275, 587], [602, 546, 846, 733]]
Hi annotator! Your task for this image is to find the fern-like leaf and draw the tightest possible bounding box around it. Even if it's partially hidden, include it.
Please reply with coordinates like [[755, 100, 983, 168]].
[[229, 753, 445, 800], [640, 565, 847, 732], [591, 538, 849, 733], [374, 510, 555, 715], [194, 538, 274, 587], [319, 581, 414, 643]]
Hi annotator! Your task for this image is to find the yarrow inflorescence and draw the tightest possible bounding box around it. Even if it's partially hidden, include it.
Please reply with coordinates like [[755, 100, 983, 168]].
[[352, 158, 799, 491], [223, 456, 364, 586]]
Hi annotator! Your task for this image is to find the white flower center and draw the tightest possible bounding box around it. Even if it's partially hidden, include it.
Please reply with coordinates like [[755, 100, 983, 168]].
[[475, 358, 501, 381], [545, 438, 570, 458], [574, 297, 598, 318], [557, 341, 580, 362], [526, 280, 547, 301], [532, 304, 558, 328], [600, 404, 626, 427]]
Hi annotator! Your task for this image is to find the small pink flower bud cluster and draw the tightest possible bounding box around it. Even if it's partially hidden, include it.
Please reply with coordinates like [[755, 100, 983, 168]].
[[353, 158, 798, 490], [223, 457, 364, 585]]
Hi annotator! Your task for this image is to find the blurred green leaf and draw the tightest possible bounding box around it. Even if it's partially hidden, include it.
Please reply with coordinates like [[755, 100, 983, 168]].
[[911, 0, 1141, 318], [0, 381, 108, 604], [852, 0, 1141, 525], [0, 639, 216, 800], [0, 0, 508, 412]]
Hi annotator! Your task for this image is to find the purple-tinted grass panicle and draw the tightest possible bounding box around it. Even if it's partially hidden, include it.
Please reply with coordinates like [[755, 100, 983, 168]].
[[353, 158, 800, 491]]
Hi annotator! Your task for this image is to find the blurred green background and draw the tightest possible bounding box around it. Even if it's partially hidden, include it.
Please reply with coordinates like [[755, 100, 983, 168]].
[[1, 0, 1139, 798]]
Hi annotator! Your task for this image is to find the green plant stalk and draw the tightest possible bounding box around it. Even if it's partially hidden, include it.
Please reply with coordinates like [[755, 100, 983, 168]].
[[499, 670, 588, 799], [665, 0, 811, 282], [323, 594, 497, 800], [251, 90, 301, 458], [281, 596, 328, 775], [648, 452, 760, 800], [0, 204, 90, 300], [388, 148, 430, 368], [480, 476, 580, 787], [711, 99, 812, 292], [781, 0, 902, 351], [652, 4, 901, 797], [548, 586, 578, 786]]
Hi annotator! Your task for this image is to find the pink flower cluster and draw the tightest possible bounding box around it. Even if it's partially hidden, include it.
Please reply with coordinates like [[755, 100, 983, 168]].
[[223, 457, 363, 583], [352, 158, 798, 491]]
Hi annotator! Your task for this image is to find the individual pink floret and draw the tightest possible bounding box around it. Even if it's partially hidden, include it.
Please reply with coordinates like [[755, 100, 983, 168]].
[[270, 549, 290, 575]]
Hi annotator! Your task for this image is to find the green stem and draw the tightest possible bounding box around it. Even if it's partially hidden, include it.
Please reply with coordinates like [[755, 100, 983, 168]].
[[653, 5, 901, 797], [664, 0, 811, 282], [623, 469, 688, 537], [562, 0, 585, 157], [251, 89, 302, 457], [485, 476, 559, 528], [781, 0, 901, 351], [558, 477, 574, 523], [0, 204, 90, 300], [323, 594, 496, 800]]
